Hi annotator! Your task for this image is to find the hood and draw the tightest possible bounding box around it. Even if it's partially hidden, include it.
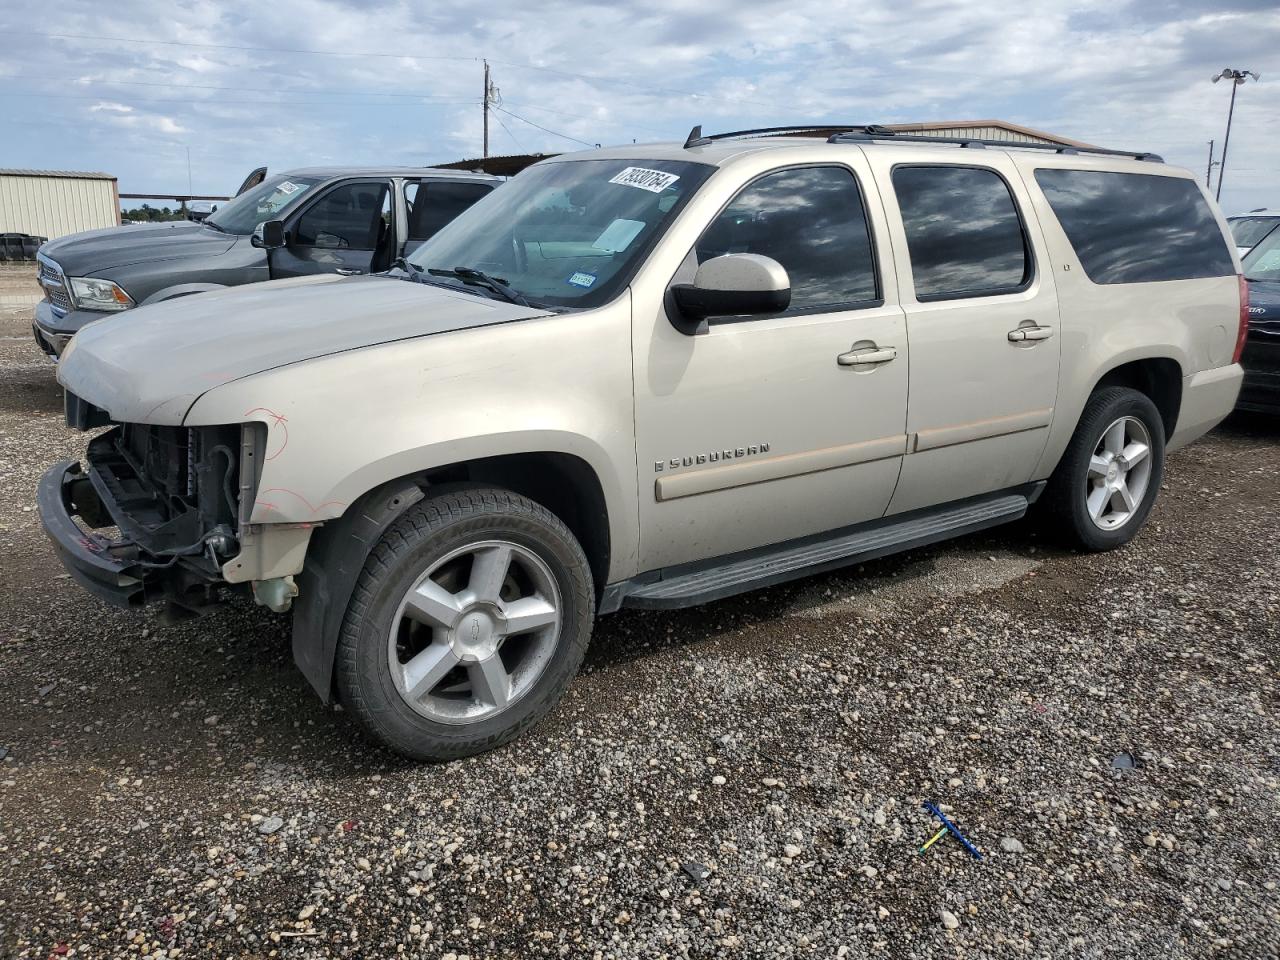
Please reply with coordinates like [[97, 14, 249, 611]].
[[40, 221, 237, 275], [1246, 278, 1280, 333], [58, 274, 552, 425]]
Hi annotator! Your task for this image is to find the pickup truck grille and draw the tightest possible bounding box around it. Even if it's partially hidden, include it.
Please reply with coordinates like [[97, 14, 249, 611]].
[[36, 254, 73, 315]]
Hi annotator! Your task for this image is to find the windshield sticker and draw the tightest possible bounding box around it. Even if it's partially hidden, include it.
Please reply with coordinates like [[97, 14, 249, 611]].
[[567, 271, 597, 288], [278, 180, 301, 195], [608, 167, 681, 193], [592, 219, 646, 253]]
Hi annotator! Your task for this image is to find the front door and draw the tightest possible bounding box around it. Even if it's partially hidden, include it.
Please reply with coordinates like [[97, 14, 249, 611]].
[[632, 161, 910, 572], [270, 179, 393, 279], [864, 155, 1062, 514]]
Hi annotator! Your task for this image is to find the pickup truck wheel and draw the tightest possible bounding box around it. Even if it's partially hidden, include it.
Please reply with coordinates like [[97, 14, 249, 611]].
[[1045, 386, 1165, 551], [335, 487, 594, 761]]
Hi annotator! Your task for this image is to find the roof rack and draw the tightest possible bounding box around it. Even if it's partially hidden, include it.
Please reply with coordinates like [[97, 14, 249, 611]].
[[682, 124, 870, 148], [680, 124, 1163, 163]]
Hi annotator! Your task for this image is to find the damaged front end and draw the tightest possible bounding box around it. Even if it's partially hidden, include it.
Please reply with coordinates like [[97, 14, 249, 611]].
[[38, 393, 271, 615]]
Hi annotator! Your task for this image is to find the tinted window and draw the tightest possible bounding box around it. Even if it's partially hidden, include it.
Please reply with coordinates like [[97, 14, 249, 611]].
[[1035, 169, 1235, 284], [696, 166, 878, 311], [1229, 216, 1279, 249], [294, 181, 390, 250], [405, 180, 494, 242], [892, 166, 1030, 300]]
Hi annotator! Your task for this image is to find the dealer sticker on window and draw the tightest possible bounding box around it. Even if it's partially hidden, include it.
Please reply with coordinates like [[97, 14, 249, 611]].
[[278, 180, 301, 195], [608, 167, 681, 193], [567, 271, 597, 288]]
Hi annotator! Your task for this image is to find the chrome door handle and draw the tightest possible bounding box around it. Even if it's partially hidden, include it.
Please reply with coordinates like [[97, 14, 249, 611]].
[[837, 346, 898, 366], [334, 267, 363, 276], [1008, 325, 1053, 342]]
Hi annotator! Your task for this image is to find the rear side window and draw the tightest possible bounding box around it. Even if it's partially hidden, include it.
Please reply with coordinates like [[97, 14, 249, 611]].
[[1035, 169, 1235, 284], [892, 166, 1031, 301], [696, 165, 879, 312], [405, 180, 494, 242]]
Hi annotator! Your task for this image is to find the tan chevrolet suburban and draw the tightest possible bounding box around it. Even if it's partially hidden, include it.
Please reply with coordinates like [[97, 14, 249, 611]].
[[39, 125, 1247, 760]]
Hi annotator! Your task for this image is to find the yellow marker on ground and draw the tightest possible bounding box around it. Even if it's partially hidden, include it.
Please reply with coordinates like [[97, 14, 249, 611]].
[[919, 827, 948, 855]]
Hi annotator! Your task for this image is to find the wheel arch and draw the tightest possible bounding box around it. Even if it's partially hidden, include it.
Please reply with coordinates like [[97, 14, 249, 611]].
[[291, 450, 614, 704], [1036, 351, 1184, 479]]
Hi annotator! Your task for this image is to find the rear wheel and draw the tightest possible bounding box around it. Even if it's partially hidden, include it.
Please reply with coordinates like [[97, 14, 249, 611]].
[[335, 487, 593, 761], [1044, 386, 1165, 551]]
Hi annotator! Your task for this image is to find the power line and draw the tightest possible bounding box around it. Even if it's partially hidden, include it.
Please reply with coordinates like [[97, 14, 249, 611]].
[[490, 110, 525, 152], [17, 30, 784, 111], [498, 98, 673, 138], [491, 105, 596, 148], [20, 74, 471, 100], [0, 90, 478, 108], [13, 31, 476, 62]]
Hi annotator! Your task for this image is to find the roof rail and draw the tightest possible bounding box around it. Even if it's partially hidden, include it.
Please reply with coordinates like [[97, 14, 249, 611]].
[[828, 128, 1163, 162], [682, 124, 874, 148], [678, 123, 1162, 163]]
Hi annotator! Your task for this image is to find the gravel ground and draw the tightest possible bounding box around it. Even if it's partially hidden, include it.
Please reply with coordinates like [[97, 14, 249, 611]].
[[1, 263, 1278, 959]]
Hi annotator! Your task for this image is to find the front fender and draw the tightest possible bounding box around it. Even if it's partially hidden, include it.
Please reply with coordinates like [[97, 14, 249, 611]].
[[184, 295, 639, 580]]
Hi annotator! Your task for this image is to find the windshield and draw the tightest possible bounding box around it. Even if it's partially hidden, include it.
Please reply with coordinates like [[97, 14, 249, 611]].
[[402, 158, 714, 308], [205, 174, 321, 235], [1229, 216, 1279, 249], [1243, 228, 1280, 282]]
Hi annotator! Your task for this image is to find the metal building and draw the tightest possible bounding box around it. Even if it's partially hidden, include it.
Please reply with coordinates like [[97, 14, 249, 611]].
[[0, 169, 120, 241]]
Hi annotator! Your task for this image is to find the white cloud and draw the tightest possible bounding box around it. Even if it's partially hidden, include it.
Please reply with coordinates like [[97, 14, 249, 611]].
[[1, 0, 1274, 210]]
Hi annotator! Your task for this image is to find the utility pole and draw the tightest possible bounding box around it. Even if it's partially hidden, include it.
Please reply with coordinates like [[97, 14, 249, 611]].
[[482, 61, 500, 159], [1212, 68, 1260, 201], [1205, 140, 1218, 188]]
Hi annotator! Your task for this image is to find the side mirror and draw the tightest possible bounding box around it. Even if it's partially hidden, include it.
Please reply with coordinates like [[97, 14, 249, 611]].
[[252, 220, 286, 249], [670, 253, 790, 330]]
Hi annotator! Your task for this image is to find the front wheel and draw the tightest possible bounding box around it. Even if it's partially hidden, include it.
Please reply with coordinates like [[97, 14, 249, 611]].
[[335, 487, 594, 761], [1044, 386, 1166, 551]]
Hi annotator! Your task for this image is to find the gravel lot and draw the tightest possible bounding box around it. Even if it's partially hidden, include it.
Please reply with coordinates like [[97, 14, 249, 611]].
[[1, 263, 1278, 959]]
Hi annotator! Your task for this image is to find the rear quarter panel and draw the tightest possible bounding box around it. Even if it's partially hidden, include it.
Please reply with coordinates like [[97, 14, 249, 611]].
[[1011, 155, 1242, 477]]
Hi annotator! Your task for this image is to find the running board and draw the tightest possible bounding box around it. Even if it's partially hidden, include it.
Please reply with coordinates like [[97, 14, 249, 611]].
[[614, 490, 1034, 611]]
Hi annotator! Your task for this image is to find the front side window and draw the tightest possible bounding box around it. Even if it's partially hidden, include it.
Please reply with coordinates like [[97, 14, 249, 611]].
[[204, 174, 320, 235], [294, 181, 390, 251], [1229, 216, 1279, 250], [892, 165, 1031, 301], [404, 158, 714, 308], [695, 166, 878, 312], [1035, 169, 1235, 284], [405, 180, 495, 242]]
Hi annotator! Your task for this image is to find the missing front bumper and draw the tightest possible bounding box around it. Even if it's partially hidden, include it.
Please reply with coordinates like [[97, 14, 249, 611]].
[[37, 459, 149, 607]]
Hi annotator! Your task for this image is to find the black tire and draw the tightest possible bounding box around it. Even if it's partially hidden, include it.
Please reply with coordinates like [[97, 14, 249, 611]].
[[335, 487, 594, 761], [1043, 386, 1166, 551]]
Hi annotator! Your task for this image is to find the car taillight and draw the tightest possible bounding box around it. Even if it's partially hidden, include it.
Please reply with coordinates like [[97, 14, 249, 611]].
[[1233, 274, 1249, 364]]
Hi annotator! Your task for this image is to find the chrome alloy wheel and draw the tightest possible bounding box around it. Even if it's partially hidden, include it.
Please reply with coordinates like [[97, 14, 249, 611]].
[[1085, 416, 1154, 531], [387, 540, 562, 724]]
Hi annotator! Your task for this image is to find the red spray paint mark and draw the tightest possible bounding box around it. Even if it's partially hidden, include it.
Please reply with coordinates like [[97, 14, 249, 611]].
[[244, 406, 289, 460]]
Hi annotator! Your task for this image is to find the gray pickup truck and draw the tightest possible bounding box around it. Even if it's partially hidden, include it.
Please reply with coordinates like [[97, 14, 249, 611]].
[[32, 166, 499, 357]]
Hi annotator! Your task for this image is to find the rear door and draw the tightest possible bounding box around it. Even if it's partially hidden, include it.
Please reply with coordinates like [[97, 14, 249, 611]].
[[863, 152, 1062, 514], [271, 179, 393, 278], [403, 179, 495, 247]]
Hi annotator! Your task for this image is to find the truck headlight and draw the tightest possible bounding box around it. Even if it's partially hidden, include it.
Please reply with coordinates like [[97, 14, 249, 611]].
[[68, 276, 134, 311]]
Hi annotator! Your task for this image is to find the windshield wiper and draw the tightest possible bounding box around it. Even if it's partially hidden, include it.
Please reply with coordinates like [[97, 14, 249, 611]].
[[428, 266, 532, 306], [202, 219, 226, 233]]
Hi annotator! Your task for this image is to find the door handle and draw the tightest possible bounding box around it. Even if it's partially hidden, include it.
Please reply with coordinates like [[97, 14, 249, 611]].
[[837, 345, 898, 366], [1008, 325, 1053, 342], [334, 267, 363, 276]]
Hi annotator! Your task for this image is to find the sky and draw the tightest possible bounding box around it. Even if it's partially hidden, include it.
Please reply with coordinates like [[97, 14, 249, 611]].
[[0, 0, 1276, 214]]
